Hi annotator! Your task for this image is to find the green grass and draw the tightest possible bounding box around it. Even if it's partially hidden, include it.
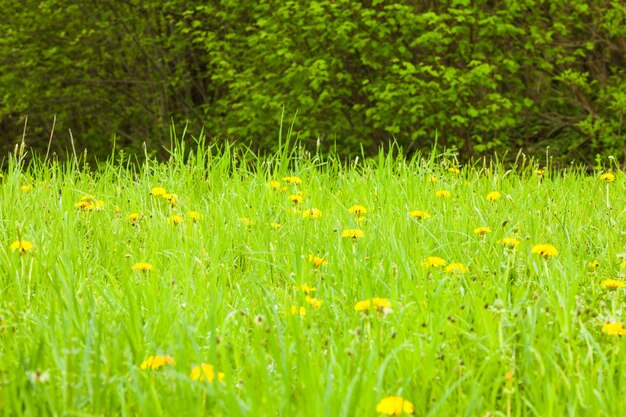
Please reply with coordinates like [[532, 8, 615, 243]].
[[1, 143, 626, 416]]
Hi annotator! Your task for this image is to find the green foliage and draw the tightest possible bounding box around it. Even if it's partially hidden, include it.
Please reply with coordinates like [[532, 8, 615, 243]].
[[1, 0, 625, 162]]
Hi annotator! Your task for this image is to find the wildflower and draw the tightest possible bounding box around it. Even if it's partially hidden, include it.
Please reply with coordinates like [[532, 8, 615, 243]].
[[239, 217, 254, 227], [140, 355, 175, 370], [190, 363, 225, 383], [114, 205, 122, 213], [289, 193, 303, 205], [429, 175, 437, 183], [487, 191, 501, 202], [600, 172, 616, 183], [536, 168, 545, 176], [302, 208, 322, 219], [409, 210, 431, 220], [163, 193, 178, 207], [348, 205, 367, 216], [151, 187, 167, 196], [421, 256, 446, 269], [305, 296, 322, 309], [293, 284, 316, 295], [167, 215, 183, 225], [498, 237, 520, 249], [448, 167, 461, 175], [342, 229, 365, 240], [376, 396, 414, 415], [357, 216, 367, 225], [445, 263, 468, 274], [473, 227, 492, 236], [587, 259, 599, 272], [270, 222, 282, 230], [187, 211, 202, 222], [602, 322, 626, 336], [282, 176, 302, 184], [127, 213, 141, 225], [435, 190, 451, 198], [531, 244, 558, 259], [601, 279, 626, 290], [308, 255, 327, 267], [290, 305, 306, 316], [132, 262, 154, 272], [268, 180, 281, 190], [354, 297, 391, 313], [20, 184, 32, 192], [10, 240, 33, 255]]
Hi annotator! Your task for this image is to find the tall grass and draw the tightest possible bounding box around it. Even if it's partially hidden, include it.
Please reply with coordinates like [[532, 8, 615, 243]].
[[1, 139, 625, 416]]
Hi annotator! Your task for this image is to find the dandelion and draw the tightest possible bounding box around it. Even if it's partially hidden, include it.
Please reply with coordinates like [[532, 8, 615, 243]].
[[282, 176, 302, 184], [140, 355, 175, 370], [602, 322, 626, 336], [127, 213, 141, 224], [409, 210, 431, 220], [342, 229, 365, 240], [190, 363, 225, 383], [270, 222, 282, 230], [448, 167, 461, 175], [132, 262, 154, 272], [268, 180, 281, 190], [239, 217, 254, 227], [305, 296, 322, 309], [293, 284, 316, 295], [163, 193, 178, 207], [487, 191, 501, 202], [348, 205, 367, 216], [20, 184, 32, 192], [531, 244, 558, 259], [587, 259, 599, 272], [289, 193, 303, 205], [354, 297, 391, 313], [10, 240, 33, 255], [498, 237, 520, 249], [308, 255, 328, 267], [167, 215, 183, 225], [376, 396, 414, 415], [435, 190, 451, 198], [445, 263, 468, 274], [601, 279, 626, 290], [151, 187, 167, 196], [187, 211, 202, 222], [536, 168, 545, 176], [302, 208, 322, 219], [600, 172, 616, 183], [290, 305, 306, 316], [428, 175, 437, 183], [473, 227, 492, 236], [421, 256, 446, 269]]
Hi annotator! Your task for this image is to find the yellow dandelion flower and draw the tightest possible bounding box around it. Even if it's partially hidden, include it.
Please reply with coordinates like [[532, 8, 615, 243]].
[[428, 175, 437, 183], [602, 322, 626, 336], [282, 176, 302, 184], [421, 256, 446, 268], [348, 205, 368, 216], [268, 180, 281, 190], [294, 284, 316, 295], [342, 229, 365, 240], [131, 262, 154, 271], [239, 217, 254, 227], [308, 255, 328, 267], [487, 191, 501, 202], [601, 279, 626, 290], [289, 193, 303, 205], [151, 187, 167, 196], [167, 215, 183, 225], [409, 210, 431, 220], [10, 240, 34, 254], [127, 213, 141, 224], [536, 168, 545, 176], [190, 363, 225, 383], [600, 172, 616, 183], [587, 259, 599, 272], [354, 297, 391, 312], [305, 296, 322, 309], [140, 355, 175, 370], [163, 193, 177, 207], [74, 201, 92, 211], [435, 190, 451, 198], [290, 305, 306, 316], [187, 211, 202, 222], [531, 244, 558, 259], [445, 263, 468, 274], [20, 184, 32, 192], [498, 237, 520, 249], [376, 396, 415, 415], [270, 222, 282, 230], [473, 227, 492, 236], [448, 167, 461, 175], [302, 208, 322, 219]]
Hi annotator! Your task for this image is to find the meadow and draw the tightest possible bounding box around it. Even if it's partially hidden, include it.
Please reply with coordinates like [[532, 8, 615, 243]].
[[1, 142, 626, 416]]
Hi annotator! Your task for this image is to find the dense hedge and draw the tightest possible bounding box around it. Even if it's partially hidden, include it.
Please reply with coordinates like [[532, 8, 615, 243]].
[[1, 1, 625, 161]]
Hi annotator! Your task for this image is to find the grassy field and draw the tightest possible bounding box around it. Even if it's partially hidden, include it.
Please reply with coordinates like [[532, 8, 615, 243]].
[[1, 142, 626, 416]]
